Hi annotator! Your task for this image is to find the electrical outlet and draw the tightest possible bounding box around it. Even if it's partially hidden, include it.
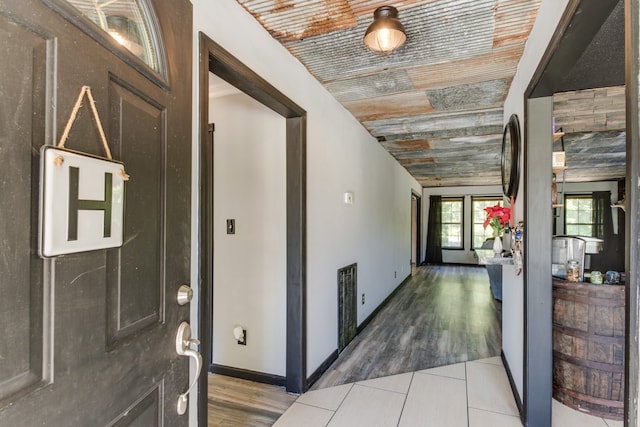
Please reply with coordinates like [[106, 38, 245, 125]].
[[237, 329, 246, 345], [361, 293, 365, 305]]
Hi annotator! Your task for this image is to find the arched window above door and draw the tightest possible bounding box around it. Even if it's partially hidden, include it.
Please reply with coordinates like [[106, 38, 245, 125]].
[[65, 0, 160, 70], [45, 0, 168, 86]]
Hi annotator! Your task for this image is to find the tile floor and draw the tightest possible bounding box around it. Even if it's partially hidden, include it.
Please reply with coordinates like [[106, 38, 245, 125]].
[[273, 357, 623, 427]]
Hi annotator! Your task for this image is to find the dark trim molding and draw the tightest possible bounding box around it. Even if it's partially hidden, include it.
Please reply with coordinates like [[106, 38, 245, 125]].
[[306, 350, 339, 388], [206, 44, 304, 118], [198, 34, 308, 419], [286, 115, 308, 393], [210, 364, 286, 387], [526, 1, 580, 100], [357, 274, 412, 334], [530, 0, 621, 97], [501, 351, 524, 423], [625, 0, 640, 424], [198, 32, 213, 427], [411, 190, 422, 266]]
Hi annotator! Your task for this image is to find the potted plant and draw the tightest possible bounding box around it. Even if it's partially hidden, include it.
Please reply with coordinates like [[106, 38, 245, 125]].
[[483, 204, 511, 255]]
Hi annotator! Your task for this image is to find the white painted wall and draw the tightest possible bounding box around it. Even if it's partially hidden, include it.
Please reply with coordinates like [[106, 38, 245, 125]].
[[422, 185, 504, 265], [191, 0, 421, 386], [503, 0, 571, 229], [210, 90, 287, 375]]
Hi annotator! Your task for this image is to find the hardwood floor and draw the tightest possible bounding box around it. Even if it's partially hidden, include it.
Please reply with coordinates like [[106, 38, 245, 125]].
[[207, 265, 501, 424], [311, 264, 501, 389], [207, 374, 297, 426]]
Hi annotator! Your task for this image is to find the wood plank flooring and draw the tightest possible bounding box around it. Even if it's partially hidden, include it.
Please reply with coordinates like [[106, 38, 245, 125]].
[[311, 264, 501, 389], [207, 374, 298, 426], [207, 265, 501, 425]]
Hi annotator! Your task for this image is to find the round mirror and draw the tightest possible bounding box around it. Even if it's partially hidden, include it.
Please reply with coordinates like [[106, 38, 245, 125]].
[[501, 114, 521, 198]]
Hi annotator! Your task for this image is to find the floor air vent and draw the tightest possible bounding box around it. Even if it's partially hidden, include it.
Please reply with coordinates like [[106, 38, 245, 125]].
[[338, 263, 357, 352]]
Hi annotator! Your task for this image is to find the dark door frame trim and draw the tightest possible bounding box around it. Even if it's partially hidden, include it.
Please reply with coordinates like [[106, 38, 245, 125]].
[[411, 190, 422, 266], [522, 96, 554, 426], [624, 0, 640, 424], [197, 33, 308, 425]]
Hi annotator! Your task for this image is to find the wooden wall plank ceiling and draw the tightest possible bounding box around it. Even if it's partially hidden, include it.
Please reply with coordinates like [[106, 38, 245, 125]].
[[236, 0, 624, 187]]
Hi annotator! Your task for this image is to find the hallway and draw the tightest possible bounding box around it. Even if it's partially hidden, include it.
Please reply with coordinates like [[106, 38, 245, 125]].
[[208, 265, 623, 426], [312, 265, 502, 389], [209, 264, 501, 425]]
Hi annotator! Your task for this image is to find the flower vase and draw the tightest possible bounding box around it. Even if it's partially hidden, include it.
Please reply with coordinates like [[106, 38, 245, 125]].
[[493, 236, 503, 256]]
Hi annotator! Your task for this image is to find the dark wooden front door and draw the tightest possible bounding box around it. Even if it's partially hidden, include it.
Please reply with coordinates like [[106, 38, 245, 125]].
[[0, 0, 193, 425]]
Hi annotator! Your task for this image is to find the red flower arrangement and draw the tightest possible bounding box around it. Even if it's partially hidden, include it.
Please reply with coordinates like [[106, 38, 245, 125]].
[[483, 204, 511, 237]]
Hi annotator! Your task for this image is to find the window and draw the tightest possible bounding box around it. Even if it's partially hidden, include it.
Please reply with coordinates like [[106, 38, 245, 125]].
[[565, 195, 593, 236], [64, 0, 161, 71], [472, 198, 503, 248], [441, 198, 463, 249]]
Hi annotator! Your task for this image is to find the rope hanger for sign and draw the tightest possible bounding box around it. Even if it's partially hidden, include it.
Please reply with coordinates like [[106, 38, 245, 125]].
[[55, 85, 129, 181]]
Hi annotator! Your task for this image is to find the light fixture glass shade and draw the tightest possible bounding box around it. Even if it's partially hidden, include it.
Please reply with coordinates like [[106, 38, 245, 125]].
[[363, 6, 407, 53]]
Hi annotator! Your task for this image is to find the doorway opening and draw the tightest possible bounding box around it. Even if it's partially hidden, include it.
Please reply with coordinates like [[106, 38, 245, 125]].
[[198, 33, 308, 423], [522, 0, 628, 424], [411, 191, 421, 274]]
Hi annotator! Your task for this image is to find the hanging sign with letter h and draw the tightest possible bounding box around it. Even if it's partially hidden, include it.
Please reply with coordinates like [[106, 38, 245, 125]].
[[39, 86, 130, 258]]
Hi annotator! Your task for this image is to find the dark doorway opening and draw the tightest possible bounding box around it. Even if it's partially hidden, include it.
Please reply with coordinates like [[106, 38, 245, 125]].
[[411, 191, 422, 272]]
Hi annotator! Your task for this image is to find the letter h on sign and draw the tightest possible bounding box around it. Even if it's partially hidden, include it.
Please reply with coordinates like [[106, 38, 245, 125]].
[[39, 146, 125, 258], [68, 167, 112, 240]]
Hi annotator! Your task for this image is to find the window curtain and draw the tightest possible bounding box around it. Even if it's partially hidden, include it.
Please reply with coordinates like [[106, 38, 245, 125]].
[[425, 195, 443, 264], [592, 191, 611, 239], [590, 191, 623, 271]]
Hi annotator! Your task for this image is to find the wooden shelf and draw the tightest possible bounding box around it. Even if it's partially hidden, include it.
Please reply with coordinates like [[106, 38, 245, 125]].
[[553, 165, 568, 173], [553, 131, 565, 142], [553, 130, 566, 211]]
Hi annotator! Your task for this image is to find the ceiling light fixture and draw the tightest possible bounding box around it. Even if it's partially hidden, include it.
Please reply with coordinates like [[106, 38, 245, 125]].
[[363, 6, 406, 53]]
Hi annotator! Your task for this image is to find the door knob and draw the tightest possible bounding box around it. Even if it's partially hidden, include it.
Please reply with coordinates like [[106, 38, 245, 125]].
[[175, 322, 202, 415]]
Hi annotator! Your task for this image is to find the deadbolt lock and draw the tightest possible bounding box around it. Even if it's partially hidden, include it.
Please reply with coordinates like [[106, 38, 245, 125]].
[[177, 284, 193, 306]]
